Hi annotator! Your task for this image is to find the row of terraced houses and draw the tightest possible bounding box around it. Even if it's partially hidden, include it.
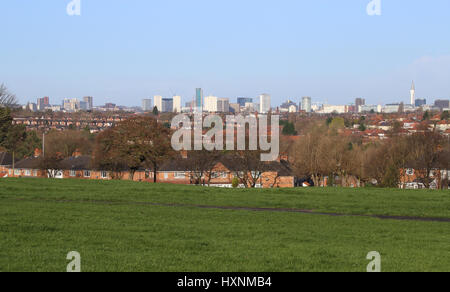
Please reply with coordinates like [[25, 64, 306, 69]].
[[1, 151, 448, 189], [0, 151, 296, 188]]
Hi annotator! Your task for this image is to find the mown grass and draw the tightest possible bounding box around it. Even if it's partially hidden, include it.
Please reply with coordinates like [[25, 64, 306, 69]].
[[0, 178, 449, 272]]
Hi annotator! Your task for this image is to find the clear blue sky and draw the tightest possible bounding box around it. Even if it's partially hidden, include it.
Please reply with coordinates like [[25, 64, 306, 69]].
[[2, 0, 450, 107]]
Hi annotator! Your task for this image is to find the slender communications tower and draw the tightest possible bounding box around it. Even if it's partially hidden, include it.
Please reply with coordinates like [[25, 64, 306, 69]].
[[410, 81, 416, 106]]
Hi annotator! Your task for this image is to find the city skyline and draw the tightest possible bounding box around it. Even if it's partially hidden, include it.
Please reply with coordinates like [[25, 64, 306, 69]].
[[19, 81, 448, 110], [2, 1, 450, 107]]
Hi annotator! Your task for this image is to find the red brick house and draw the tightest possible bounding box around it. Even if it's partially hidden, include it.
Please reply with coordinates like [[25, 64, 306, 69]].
[[5, 153, 296, 188]]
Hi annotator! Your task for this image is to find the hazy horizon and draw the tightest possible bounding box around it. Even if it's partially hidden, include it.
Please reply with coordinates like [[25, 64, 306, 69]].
[[2, 0, 450, 107]]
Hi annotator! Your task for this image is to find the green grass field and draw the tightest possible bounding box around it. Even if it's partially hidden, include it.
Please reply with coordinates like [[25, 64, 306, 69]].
[[1, 178, 449, 272]]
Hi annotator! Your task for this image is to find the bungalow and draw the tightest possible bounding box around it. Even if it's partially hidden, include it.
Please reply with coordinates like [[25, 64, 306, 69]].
[[10, 156, 44, 178], [6, 152, 296, 188], [400, 167, 449, 190]]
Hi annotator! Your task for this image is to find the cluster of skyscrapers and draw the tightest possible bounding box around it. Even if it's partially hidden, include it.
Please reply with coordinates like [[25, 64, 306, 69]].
[[24, 96, 93, 112], [23, 82, 449, 114], [141, 89, 273, 114]]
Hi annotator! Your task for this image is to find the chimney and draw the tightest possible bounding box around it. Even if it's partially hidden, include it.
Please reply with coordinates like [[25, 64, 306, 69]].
[[277, 153, 289, 162], [72, 149, 82, 157], [34, 148, 42, 158]]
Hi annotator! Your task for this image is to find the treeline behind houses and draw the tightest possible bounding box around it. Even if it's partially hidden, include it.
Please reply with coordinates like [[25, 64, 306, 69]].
[[2, 95, 449, 189], [290, 118, 449, 189]]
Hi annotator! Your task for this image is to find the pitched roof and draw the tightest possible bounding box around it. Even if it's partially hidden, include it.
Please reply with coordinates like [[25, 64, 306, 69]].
[[14, 157, 41, 169], [160, 154, 294, 177], [0, 152, 13, 166], [60, 156, 92, 170]]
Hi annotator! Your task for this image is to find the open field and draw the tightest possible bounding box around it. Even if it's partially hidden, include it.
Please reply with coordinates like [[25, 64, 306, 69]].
[[1, 178, 449, 272]]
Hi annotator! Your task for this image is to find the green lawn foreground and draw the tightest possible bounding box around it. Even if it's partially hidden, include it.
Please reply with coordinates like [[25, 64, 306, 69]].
[[0, 178, 449, 272]]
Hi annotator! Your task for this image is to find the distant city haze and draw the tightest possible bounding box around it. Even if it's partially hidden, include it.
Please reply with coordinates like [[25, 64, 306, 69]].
[[2, 0, 450, 106]]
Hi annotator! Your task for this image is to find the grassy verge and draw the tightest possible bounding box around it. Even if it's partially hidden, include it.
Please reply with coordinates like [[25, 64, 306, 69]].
[[1, 178, 449, 218], [1, 178, 449, 271]]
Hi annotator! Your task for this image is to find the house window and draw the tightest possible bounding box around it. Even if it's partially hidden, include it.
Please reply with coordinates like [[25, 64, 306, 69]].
[[84, 170, 91, 177], [9, 169, 12, 175], [251, 171, 262, 177], [212, 172, 227, 179], [145, 171, 154, 179], [14, 169, 20, 176], [101, 171, 108, 179], [174, 172, 185, 179], [33, 170, 38, 177], [70, 170, 76, 177], [25, 170, 31, 176], [406, 169, 414, 176], [235, 171, 245, 178], [164, 173, 168, 179]]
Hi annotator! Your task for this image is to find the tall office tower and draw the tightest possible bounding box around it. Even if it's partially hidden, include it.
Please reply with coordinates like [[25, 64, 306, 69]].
[[154, 95, 163, 112], [195, 88, 203, 113], [37, 97, 50, 111], [205, 96, 218, 112], [83, 96, 93, 110], [218, 98, 230, 113], [301, 96, 312, 113], [415, 99, 426, 107], [410, 81, 416, 106], [259, 94, 271, 113], [161, 98, 174, 113], [79, 101, 88, 111], [237, 97, 253, 107], [355, 98, 366, 108], [142, 99, 153, 111], [62, 98, 79, 112], [173, 96, 182, 113]]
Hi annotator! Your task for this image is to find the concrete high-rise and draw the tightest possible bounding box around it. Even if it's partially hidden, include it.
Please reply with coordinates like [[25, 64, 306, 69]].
[[142, 99, 153, 111], [205, 96, 230, 113], [37, 96, 49, 111], [259, 94, 271, 113], [154, 95, 163, 112], [355, 98, 366, 108], [162, 98, 173, 113], [173, 96, 181, 113], [205, 96, 218, 112], [83, 96, 93, 110], [301, 96, 312, 113]]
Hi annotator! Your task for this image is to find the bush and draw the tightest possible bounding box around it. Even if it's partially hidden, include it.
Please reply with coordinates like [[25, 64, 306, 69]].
[[232, 178, 239, 188]]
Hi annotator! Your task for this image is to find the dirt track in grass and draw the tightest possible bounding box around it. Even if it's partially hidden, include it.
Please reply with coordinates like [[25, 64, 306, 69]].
[[11, 197, 450, 223]]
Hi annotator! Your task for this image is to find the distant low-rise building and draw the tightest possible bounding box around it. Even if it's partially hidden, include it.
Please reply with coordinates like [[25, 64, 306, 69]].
[[435, 99, 450, 110], [415, 98, 426, 107], [321, 105, 347, 114], [382, 104, 400, 113]]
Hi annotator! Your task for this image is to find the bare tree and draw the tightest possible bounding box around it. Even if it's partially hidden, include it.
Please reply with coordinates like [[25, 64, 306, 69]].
[[231, 150, 266, 188], [292, 124, 330, 187], [183, 150, 220, 186], [408, 131, 445, 189], [0, 84, 18, 107], [94, 116, 174, 182]]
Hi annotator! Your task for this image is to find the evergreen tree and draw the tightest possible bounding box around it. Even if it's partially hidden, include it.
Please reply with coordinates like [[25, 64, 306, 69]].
[[152, 106, 159, 116]]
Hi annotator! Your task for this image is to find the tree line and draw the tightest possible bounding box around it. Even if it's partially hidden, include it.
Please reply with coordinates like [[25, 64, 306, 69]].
[[291, 118, 449, 189]]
